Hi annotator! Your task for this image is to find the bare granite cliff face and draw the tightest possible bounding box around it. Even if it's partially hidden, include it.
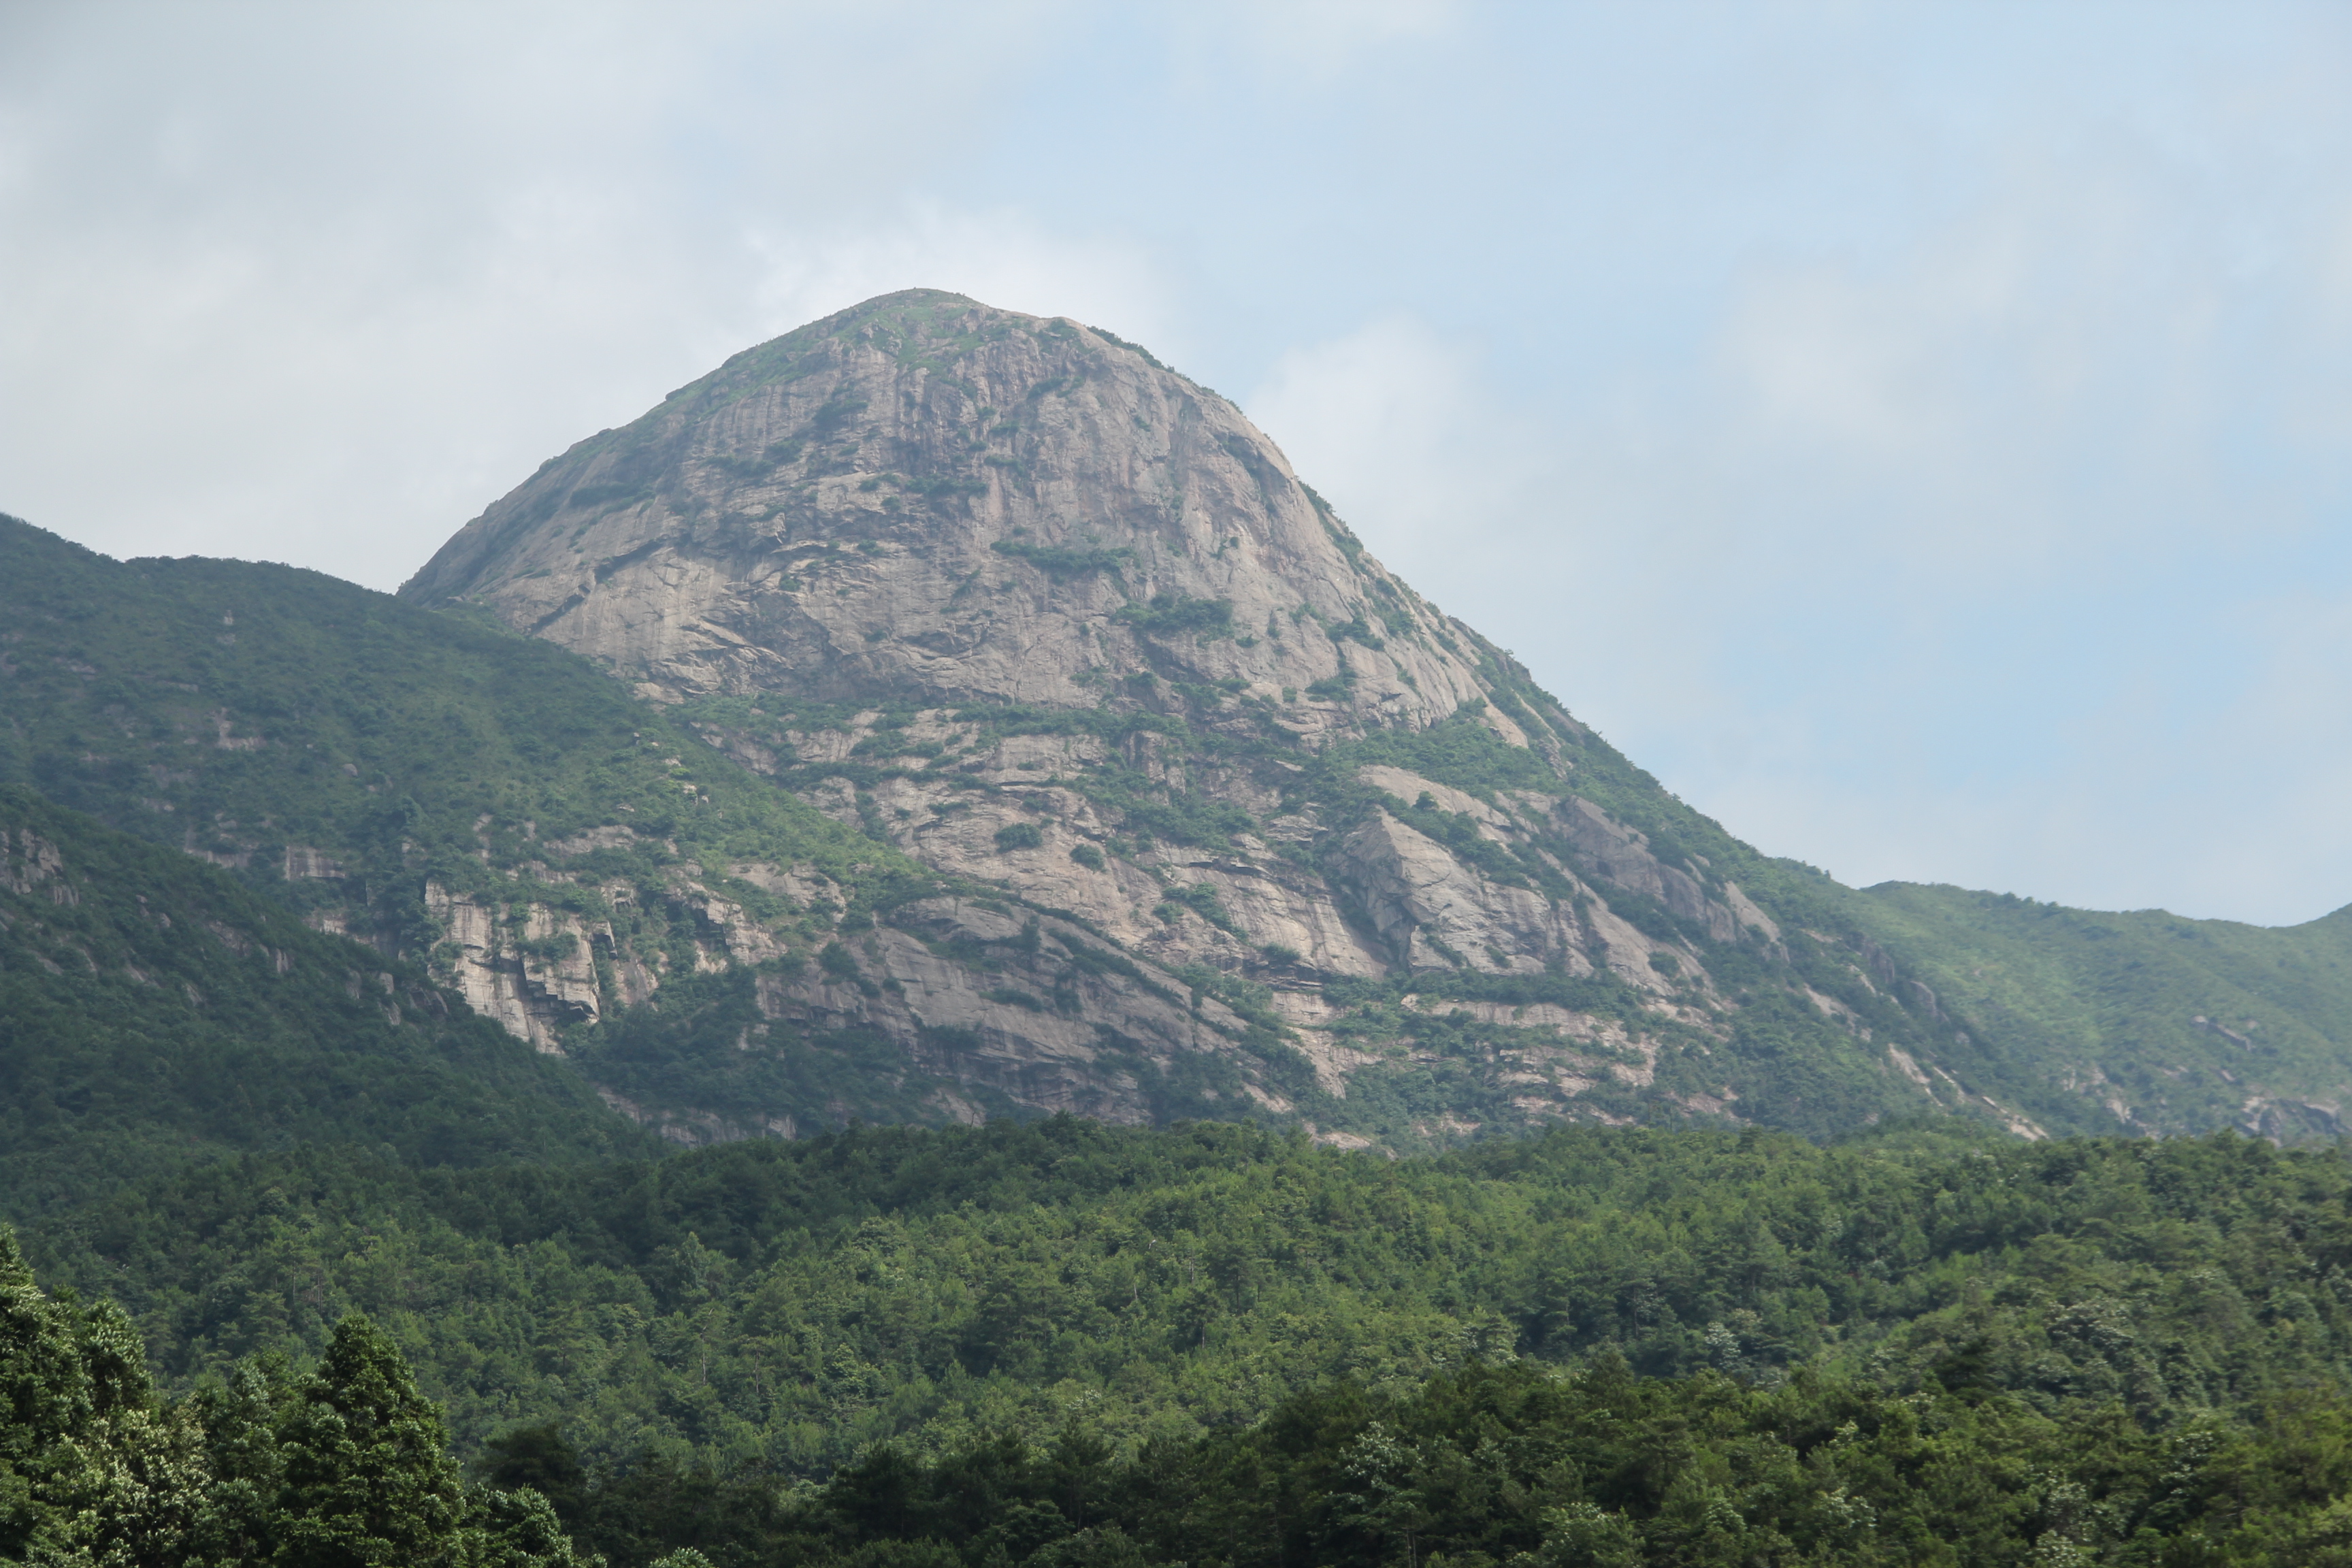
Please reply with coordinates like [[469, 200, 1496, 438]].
[[402, 290, 2032, 1145], [404, 289, 1490, 732]]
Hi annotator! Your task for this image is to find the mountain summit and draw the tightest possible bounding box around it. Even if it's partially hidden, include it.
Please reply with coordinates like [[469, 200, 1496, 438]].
[[7, 293, 2348, 1153], [399, 289, 2045, 1141], [405, 288, 1492, 733]]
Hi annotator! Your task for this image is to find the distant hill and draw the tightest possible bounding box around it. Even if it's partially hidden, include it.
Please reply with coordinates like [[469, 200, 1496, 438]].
[[1852, 881, 2352, 1140]]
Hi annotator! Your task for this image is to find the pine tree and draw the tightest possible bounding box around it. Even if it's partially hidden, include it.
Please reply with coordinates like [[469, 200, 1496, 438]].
[[189, 1356, 294, 1565], [270, 1316, 471, 1568]]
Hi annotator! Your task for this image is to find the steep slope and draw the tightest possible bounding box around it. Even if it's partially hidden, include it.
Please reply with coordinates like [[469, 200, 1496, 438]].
[[0, 785, 642, 1211], [20, 289, 2345, 1149], [399, 290, 1704, 994], [1853, 883, 2352, 1141], [0, 519, 1288, 1144], [397, 289, 2057, 1141]]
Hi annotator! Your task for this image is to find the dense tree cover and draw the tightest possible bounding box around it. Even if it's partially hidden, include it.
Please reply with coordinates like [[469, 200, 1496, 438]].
[[27, 1198, 2352, 1567], [0, 1226, 592, 1568], [23, 1118, 2352, 1496], [0, 785, 647, 1212], [561, 1356, 2352, 1568]]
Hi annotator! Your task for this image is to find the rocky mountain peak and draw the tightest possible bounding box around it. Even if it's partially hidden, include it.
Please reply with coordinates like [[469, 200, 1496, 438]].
[[403, 289, 1521, 751], [6, 302, 2335, 1166], [390, 292, 2055, 1146]]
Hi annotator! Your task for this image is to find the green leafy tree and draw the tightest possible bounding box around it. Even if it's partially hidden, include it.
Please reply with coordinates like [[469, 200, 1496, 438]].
[[476, 1426, 589, 1530], [189, 1357, 294, 1567], [0, 1226, 208, 1567], [473, 1484, 600, 1568], [1527, 1503, 1641, 1568], [270, 1316, 472, 1568]]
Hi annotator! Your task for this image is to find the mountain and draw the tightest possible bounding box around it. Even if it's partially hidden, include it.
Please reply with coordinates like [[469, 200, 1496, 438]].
[[395, 287, 2352, 1143], [8, 289, 2348, 1151], [18, 289, 2352, 1561]]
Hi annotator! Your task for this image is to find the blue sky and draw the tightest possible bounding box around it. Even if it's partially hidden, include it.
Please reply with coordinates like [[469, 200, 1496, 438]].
[[5, 1, 2351, 924]]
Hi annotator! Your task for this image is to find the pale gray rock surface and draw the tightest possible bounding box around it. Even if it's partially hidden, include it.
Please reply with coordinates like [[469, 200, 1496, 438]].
[[407, 293, 1492, 730], [401, 290, 2031, 1145]]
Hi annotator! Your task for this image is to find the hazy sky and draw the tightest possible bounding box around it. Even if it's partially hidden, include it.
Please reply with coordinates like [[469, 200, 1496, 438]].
[[6, 1, 2352, 926]]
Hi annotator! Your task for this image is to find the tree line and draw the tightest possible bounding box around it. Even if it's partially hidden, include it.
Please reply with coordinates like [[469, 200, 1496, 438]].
[[19, 1213, 2352, 1567]]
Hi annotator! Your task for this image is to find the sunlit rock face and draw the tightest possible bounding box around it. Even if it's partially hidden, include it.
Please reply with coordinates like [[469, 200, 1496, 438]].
[[403, 290, 1993, 1147], [404, 289, 1489, 729]]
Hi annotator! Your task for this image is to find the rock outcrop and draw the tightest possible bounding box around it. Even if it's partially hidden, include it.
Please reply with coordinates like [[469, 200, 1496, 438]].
[[401, 290, 2031, 1145], [406, 293, 1488, 732]]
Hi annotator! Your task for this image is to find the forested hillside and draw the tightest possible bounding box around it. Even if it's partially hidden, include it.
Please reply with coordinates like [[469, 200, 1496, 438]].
[[23, 1120, 2352, 1476], [0, 784, 642, 1211], [0, 1228, 595, 1568], [19, 1120, 2352, 1565], [1856, 881, 2352, 1142]]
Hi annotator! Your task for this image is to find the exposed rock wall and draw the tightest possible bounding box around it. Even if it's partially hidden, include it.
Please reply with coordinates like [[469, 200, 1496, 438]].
[[400, 290, 2035, 1145], [406, 293, 1495, 735]]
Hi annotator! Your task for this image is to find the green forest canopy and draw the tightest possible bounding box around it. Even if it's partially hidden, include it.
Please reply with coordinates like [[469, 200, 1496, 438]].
[[20, 1121, 2352, 1565]]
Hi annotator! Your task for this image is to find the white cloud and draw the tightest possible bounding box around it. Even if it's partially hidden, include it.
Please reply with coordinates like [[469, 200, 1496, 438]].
[[1246, 315, 1539, 564]]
